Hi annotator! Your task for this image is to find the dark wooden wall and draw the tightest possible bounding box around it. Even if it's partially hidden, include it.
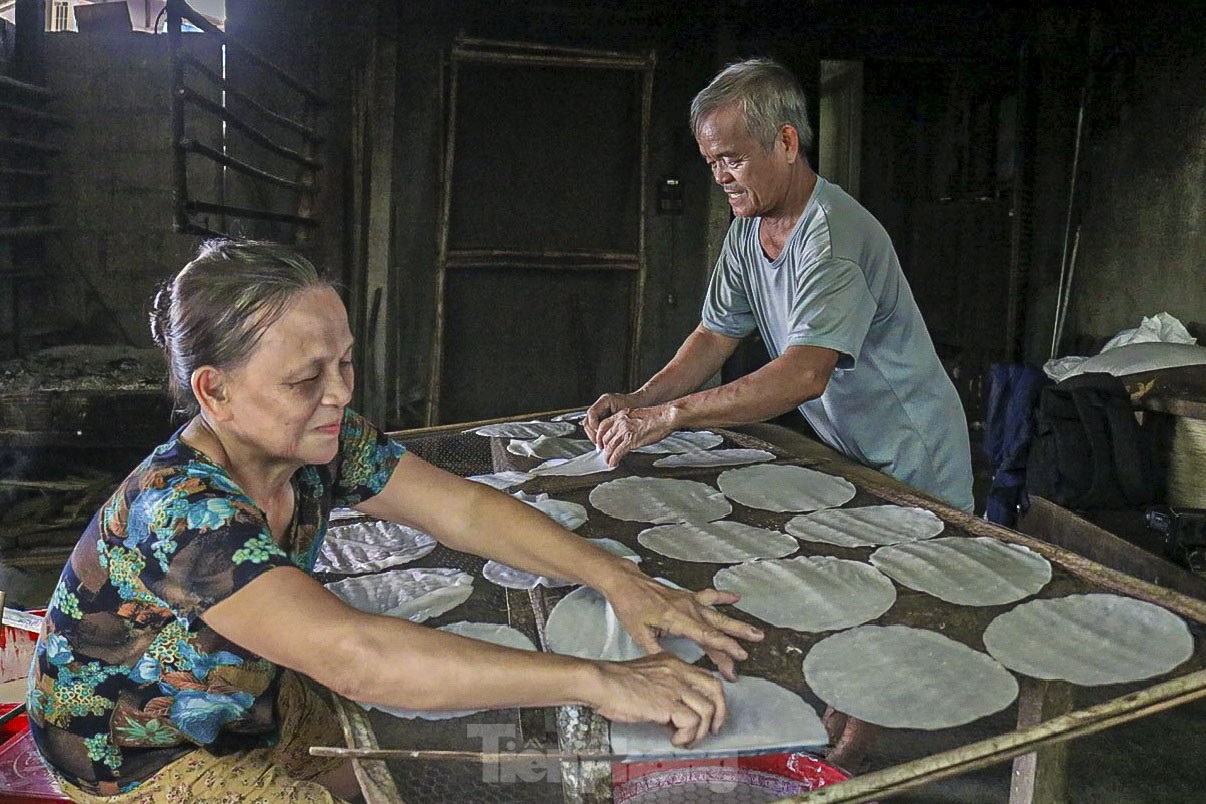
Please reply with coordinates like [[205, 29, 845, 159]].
[[7, 1, 1204, 431]]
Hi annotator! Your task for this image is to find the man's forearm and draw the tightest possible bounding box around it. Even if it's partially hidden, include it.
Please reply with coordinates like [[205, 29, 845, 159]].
[[635, 325, 740, 405], [658, 344, 836, 431]]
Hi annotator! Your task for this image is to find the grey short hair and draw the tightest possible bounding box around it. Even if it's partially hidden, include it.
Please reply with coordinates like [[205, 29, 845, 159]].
[[149, 239, 332, 416], [690, 57, 813, 154]]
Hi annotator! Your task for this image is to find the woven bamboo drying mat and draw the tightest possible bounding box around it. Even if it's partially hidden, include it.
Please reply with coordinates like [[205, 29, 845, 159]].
[[324, 414, 1206, 804]]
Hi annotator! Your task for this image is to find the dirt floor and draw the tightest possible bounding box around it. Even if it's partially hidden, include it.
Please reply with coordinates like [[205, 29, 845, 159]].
[[0, 344, 166, 393]]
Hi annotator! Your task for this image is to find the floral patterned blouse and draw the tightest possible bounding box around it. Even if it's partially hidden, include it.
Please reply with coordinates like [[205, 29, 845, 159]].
[[26, 408, 405, 795]]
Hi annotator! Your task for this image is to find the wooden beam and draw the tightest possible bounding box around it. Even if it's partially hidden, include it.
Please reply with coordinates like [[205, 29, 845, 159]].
[[735, 426, 1206, 625], [1017, 497, 1206, 602]]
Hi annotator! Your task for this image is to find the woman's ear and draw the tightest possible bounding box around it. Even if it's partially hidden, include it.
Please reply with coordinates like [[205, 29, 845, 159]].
[[191, 366, 232, 421]]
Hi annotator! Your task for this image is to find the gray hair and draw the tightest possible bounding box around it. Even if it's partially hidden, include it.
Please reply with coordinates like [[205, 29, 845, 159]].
[[690, 57, 814, 154], [148, 239, 332, 416]]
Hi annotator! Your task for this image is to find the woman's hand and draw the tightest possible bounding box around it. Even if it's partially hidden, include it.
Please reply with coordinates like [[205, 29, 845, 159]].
[[599, 563, 763, 681], [355, 454, 762, 681], [586, 653, 727, 747]]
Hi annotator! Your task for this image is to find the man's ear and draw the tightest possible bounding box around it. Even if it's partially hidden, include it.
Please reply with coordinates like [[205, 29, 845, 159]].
[[191, 366, 232, 420], [780, 124, 801, 163]]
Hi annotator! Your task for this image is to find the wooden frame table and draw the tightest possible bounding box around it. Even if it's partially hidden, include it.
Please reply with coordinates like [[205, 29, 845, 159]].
[[322, 415, 1206, 804]]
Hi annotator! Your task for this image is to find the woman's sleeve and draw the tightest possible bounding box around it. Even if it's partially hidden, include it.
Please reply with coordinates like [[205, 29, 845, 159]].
[[330, 408, 407, 507]]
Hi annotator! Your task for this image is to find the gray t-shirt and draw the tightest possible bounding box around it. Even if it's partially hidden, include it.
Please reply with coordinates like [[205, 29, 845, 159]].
[[701, 177, 974, 511]]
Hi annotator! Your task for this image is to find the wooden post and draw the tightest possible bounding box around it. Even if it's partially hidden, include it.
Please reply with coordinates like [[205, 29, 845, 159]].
[[1011, 677, 1074, 804], [328, 694, 407, 804], [362, 26, 396, 426]]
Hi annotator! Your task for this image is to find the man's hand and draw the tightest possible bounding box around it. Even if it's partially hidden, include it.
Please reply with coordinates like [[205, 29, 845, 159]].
[[584, 391, 645, 441], [600, 564, 763, 682], [591, 406, 676, 467]]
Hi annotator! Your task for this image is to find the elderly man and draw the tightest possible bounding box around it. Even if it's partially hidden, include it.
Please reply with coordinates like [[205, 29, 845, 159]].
[[585, 57, 974, 514]]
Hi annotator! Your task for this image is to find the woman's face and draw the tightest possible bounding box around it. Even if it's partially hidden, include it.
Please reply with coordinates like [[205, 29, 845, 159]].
[[219, 285, 354, 468]]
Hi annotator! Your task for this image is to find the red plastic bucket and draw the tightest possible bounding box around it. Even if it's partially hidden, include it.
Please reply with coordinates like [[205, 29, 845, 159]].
[[612, 751, 850, 802]]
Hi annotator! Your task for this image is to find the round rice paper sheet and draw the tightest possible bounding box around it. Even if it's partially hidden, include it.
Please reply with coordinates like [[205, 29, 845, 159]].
[[633, 430, 724, 454], [803, 625, 1019, 730], [507, 436, 596, 460], [717, 465, 855, 512], [471, 420, 575, 438], [870, 536, 1051, 606], [786, 505, 945, 548], [652, 448, 776, 469], [314, 520, 437, 574], [465, 470, 532, 490], [481, 560, 576, 591], [586, 536, 642, 563], [545, 581, 705, 663], [713, 557, 896, 632], [482, 538, 641, 590], [530, 450, 614, 477], [637, 521, 798, 564], [325, 567, 474, 623], [328, 507, 362, 523], [367, 621, 537, 720], [609, 675, 827, 760], [552, 409, 588, 422], [589, 476, 731, 524], [513, 491, 588, 530], [983, 593, 1193, 686]]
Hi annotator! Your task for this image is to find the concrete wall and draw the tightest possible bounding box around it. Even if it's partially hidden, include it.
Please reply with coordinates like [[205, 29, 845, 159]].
[[1024, 11, 1206, 361], [42, 31, 215, 347], [1063, 40, 1206, 347], [35, 1, 366, 351]]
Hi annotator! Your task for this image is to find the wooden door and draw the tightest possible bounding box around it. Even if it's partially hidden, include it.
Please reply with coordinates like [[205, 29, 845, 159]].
[[426, 39, 654, 425]]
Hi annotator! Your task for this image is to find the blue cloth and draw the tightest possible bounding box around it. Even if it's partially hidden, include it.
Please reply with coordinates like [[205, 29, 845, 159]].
[[983, 363, 1050, 526], [27, 409, 405, 794], [702, 177, 974, 511]]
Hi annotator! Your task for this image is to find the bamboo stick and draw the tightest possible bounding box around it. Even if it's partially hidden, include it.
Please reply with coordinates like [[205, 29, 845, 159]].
[[772, 668, 1206, 803], [0, 478, 93, 492], [309, 746, 631, 764]]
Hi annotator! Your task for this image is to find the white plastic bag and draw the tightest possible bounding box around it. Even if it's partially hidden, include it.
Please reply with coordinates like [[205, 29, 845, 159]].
[[1044, 312, 1199, 381], [1100, 312, 1196, 352]]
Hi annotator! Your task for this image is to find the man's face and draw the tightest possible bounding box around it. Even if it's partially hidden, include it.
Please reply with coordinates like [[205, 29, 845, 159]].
[[696, 105, 792, 218]]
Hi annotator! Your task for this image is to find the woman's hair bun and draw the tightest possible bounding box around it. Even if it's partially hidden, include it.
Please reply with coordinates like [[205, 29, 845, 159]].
[[148, 280, 173, 349]]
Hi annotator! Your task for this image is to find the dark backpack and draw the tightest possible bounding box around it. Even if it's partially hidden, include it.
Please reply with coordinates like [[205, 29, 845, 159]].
[[1025, 372, 1159, 510]]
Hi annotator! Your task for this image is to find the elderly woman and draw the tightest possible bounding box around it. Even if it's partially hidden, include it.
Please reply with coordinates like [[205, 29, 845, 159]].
[[27, 240, 763, 802]]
